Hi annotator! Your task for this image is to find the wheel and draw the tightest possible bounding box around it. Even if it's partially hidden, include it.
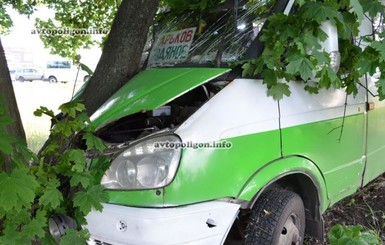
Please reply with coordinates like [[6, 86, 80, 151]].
[[48, 76, 58, 83], [18, 76, 25, 82], [244, 189, 305, 245]]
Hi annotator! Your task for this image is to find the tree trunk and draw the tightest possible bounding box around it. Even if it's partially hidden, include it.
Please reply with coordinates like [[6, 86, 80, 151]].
[[79, 0, 159, 116], [0, 38, 26, 173]]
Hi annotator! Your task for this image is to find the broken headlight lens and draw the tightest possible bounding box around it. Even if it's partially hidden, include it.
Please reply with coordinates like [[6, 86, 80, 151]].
[[101, 135, 181, 189]]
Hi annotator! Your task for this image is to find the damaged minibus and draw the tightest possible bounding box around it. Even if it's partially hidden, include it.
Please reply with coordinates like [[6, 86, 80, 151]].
[[51, 0, 385, 244]]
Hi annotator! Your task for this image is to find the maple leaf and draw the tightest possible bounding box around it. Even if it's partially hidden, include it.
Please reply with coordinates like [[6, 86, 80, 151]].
[[267, 82, 291, 100], [286, 56, 315, 81], [73, 185, 108, 214], [60, 229, 89, 245], [83, 132, 106, 152], [70, 172, 93, 188], [39, 178, 63, 210], [0, 168, 38, 212]]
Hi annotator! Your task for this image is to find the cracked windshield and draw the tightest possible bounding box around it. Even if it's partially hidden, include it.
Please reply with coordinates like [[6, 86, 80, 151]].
[[146, 0, 275, 68]]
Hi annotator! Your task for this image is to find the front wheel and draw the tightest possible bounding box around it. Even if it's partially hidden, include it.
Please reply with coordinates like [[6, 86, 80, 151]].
[[244, 189, 305, 245]]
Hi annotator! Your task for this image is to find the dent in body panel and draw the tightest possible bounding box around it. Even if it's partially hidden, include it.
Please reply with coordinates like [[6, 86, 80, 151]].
[[279, 82, 366, 203]]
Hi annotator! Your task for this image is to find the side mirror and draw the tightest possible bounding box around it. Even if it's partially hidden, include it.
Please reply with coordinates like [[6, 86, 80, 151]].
[[320, 21, 340, 73]]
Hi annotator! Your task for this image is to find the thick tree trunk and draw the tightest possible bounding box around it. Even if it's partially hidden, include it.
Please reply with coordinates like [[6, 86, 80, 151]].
[[79, 0, 159, 116], [0, 38, 26, 172]]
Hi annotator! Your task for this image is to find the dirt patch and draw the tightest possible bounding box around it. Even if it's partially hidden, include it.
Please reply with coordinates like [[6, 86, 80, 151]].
[[323, 174, 385, 242], [305, 174, 385, 244]]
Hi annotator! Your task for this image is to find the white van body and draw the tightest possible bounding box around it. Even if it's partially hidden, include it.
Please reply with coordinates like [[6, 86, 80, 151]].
[[44, 60, 90, 83]]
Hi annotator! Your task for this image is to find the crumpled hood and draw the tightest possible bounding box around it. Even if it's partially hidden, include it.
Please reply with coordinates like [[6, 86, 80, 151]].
[[90, 67, 230, 129]]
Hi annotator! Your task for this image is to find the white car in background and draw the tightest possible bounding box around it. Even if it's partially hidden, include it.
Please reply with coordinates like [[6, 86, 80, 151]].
[[44, 60, 91, 83], [14, 68, 44, 82]]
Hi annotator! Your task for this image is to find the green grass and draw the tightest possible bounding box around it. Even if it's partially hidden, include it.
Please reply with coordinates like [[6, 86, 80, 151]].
[[26, 132, 49, 154]]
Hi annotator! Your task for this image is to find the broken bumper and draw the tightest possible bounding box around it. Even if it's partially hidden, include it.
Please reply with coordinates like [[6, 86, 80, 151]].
[[85, 201, 240, 245]]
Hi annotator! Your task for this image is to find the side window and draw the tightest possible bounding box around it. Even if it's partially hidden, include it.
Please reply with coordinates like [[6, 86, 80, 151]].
[[47, 61, 71, 69]]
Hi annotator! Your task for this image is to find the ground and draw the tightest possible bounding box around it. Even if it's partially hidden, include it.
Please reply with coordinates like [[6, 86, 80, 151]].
[[13, 80, 83, 152], [12, 80, 385, 244], [323, 173, 385, 243]]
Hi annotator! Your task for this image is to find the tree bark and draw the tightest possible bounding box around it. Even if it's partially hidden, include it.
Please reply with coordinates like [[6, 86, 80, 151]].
[[0, 38, 26, 172], [79, 0, 159, 116]]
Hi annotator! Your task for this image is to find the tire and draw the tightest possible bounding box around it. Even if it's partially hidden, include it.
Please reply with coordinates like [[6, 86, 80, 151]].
[[18, 76, 25, 82], [48, 76, 58, 83], [244, 189, 305, 245]]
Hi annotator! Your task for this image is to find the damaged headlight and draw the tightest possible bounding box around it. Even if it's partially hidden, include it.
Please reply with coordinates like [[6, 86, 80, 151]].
[[101, 134, 181, 189]]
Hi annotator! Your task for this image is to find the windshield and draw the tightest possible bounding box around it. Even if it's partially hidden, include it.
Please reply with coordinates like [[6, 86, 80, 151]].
[[146, 0, 277, 68]]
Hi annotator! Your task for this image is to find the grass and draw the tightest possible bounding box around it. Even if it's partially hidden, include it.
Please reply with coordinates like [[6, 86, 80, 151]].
[[26, 131, 49, 154]]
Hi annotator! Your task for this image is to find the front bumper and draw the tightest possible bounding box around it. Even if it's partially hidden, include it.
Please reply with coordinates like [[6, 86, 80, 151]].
[[85, 201, 240, 245]]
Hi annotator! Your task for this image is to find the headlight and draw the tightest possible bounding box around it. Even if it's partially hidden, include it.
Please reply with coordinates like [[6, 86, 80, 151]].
[[101, 135, 181, 189]]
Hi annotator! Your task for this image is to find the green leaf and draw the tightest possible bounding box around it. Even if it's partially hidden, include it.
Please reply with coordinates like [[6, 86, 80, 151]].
[[295, 0, 308, 7], [262, 69, 278, 88], [371, 41, 385, 62], [62, 149, 86, 173], [0, 133, 15, 154], [304, 85, 319, 94], [0, 220, 20, 244], [83, 132, 106, 152], [360, 0, 385, 18], [59, 101, 86, 118], [52, 120, 80, 137], [376, 78, 385, 100], [266, 13, 287, 28], [60, 229, 89, 245], [33, 106, 55, 118], [361, 232, 380, 244], [0, 168, 39, 212], [39, 178, 63, 210], [70, 172, 94, 188], [80, 63, 93, 75], [286, 56, 315, 81], [20, 210, 47, 242], [356, 53, 378, 76], [267, 82, 291, 100], [73, 185, 108, 214], [241, 62, 255, 77], [13, 139, 36, 163], [349, 0, 364, 22], [300, 2, 342, 25]]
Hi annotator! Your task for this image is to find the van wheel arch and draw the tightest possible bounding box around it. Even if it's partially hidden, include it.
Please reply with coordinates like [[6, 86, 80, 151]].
[[253, 173, 324, 240], [227, 173, 325, 243]]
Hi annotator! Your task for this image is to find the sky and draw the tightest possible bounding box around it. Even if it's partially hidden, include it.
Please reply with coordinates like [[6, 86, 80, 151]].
[[1, 7, 55, 68], [1, 7, 101, 70]]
